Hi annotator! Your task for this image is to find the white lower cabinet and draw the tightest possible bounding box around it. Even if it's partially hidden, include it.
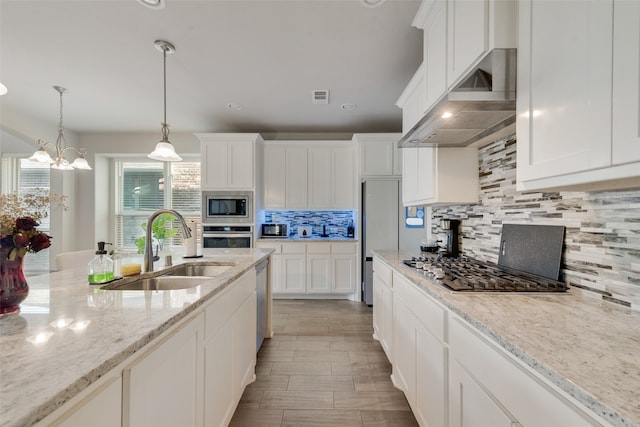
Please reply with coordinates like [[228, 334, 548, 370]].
[[392, 271, 447, 427], [449, 315, 603, 427], [258, 241, 357, 297], [372, 257, 393, 361], [124, 315, 204, 427], [50, 377, 122, 427], [203, 269, 257, 427]]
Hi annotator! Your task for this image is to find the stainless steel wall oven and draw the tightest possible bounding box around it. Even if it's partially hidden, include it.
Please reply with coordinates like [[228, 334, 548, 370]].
[[202, 225, 253, 249]]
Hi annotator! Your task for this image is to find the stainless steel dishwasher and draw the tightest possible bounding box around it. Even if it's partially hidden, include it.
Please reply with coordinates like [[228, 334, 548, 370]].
[[256, 258, 268, 352]]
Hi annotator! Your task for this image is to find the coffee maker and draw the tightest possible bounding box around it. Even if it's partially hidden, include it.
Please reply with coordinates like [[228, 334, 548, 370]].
[[441, 219, 460, 257]]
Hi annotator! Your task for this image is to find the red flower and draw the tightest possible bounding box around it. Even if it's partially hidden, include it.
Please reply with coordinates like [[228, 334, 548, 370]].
[[13, 233, 29, 248], [15, 217, 38, 231], [30, 233, 52, 252]]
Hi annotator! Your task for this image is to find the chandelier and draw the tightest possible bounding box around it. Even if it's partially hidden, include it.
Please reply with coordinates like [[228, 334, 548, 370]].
[[148, 40, 182, 162], [29, 86, 92, 170]]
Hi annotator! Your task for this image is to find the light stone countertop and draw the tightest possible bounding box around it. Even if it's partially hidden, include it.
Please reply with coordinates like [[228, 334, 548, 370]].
[[0, 248, 273, 427], [373, 250, 640, 427]]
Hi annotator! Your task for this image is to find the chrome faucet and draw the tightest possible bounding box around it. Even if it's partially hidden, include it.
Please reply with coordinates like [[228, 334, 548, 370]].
[[144, 209, 192, 273]]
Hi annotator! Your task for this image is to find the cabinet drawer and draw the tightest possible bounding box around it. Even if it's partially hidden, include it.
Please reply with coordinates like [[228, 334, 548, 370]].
[[256, 242, 282, 254], [393, 272, 446, 343], [205, 270, 256, 340], [373, 257, 392, 287], [331, 243, 357, 254], [307, 243, 331, 254], [282, 242, 305, 254]]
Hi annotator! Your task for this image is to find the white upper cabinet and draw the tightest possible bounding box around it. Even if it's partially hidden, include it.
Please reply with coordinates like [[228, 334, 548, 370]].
[[447, 0, 517, 88], [263, 141, 356, 210], [423, 0, 447, 111], [197, 133, 263, 191], [402, 146, 478, 206], [612, 0, 640, 165], [354, 133, 403, 177], [517, 0, 640, 190]]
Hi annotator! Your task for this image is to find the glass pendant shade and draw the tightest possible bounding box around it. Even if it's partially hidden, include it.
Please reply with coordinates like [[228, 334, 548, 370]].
[[28, 148, 55, 164], [148, 141, 182, 162], [69, 156, 92, 170]]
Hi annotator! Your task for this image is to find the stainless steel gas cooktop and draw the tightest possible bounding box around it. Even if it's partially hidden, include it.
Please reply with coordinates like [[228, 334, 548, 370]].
[[402, 256, 568, 293]]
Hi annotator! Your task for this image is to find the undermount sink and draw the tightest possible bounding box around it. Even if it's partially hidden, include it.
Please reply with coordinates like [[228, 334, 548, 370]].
[[164, 263, 236, 277], [101, 276, 209, 291]]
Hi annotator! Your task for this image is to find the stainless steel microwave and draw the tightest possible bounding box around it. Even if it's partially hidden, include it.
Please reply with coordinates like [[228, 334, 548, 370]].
[[202, 191, 253, 224]]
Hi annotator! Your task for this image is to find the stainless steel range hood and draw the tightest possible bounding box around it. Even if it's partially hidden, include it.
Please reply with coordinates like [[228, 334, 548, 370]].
[[398, 48, 517, 148]]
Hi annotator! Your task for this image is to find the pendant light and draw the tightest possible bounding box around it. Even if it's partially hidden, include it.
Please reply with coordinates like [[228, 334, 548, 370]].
[[148, 40, 182, 162], [29, 86, 92, 171]]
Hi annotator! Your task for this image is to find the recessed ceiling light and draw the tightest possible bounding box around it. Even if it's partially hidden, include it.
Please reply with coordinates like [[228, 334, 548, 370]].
[[227, 103, 243, 111], [341, 103, 357, 111], [137, 0, 165, 10], [360, 0, 386, 8], [441, 111, 453, 119]]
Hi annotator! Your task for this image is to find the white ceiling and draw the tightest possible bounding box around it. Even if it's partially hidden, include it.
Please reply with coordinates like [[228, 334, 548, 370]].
[[0, 0, 422, 137]]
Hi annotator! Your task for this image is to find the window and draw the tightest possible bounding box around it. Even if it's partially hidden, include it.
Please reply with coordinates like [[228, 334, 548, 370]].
[[115, 158, 201, 251], [1, 157, 52, 274]]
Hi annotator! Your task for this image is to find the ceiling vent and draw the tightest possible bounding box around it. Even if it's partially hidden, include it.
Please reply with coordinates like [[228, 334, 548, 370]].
[[312, 90, 329, 105]]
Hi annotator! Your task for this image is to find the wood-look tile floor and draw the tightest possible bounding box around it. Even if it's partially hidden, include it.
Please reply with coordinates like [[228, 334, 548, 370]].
[[229, 300, 419, 427]]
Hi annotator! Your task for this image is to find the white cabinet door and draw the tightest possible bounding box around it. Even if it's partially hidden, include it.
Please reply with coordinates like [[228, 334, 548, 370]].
[[332, 146, 356, 209], [52, 377, 122, 427], [415, 320, 447, 427], [380, 276, 394, 361], [359, 138, 396, 176], [281, 254, 306, 293], [202, 140, 229, 190], [449, 360, 517, 427], [447, 0, 488, 87], [392, 297, 415, 397], [612, 0, 640, 165], [402, 147, 420, 205], [517, 0, 613, 182], [263, 145, 286, 209], [332, 253, 356, 293], [308, 146, 332, 209], [229, 140, 254, 189], [403, 146, 478, 206], [234, 290, 257, 396], [124, 316, 203, 427], [424, 0, 447, 110], [286, 147, 308, 209], [203, 317, 234, 427], [306, 253, 331, 293]]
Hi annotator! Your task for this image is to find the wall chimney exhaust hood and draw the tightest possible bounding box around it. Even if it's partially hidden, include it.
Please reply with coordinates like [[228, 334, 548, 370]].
[[398, 49, 517, 148]]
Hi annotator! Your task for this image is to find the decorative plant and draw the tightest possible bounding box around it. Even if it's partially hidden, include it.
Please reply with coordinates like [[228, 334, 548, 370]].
[[134, 213, 179, 255], [0, 192, 67, 260]]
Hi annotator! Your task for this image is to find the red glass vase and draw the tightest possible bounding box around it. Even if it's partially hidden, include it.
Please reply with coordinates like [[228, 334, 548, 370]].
[[0, 248, 29, 315]]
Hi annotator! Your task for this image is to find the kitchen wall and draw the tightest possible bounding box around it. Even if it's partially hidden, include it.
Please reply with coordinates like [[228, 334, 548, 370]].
[[432, 135, 640, 310], [261, 210, 356, 239]]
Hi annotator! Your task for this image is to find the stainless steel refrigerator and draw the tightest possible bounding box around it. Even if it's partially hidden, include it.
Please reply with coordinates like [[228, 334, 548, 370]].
[[362, 180, 425, 305]]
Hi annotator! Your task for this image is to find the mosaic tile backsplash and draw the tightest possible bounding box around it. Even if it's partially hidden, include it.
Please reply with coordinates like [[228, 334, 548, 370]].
[[432, 135, 640, 310], [262, 210, 357, 238]]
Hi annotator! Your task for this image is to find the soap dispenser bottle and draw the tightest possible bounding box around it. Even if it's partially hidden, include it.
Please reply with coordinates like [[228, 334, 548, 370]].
[[88, 241, 114, 284]]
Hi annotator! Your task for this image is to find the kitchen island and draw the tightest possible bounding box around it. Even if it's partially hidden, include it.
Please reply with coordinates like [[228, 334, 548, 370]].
[[373, 250, 639, 427], [0, 248, 273, 427]]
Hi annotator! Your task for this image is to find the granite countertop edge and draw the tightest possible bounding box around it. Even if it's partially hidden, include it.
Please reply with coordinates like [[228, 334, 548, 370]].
[[372, 249, 639, 427]]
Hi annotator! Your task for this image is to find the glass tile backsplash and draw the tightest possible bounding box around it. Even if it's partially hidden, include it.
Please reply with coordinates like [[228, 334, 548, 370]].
[[261, 210, 356, 238]]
